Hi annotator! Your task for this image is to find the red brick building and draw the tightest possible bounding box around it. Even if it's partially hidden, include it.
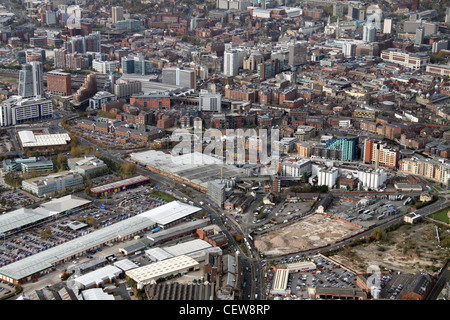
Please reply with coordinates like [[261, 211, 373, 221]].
[[47, 70, 72, 96], [129, 94, 171, 110]]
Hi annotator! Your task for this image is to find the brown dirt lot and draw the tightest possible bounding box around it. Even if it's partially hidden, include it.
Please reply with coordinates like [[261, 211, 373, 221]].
[[327, 222, 449, 276], [254, 214, 362, 256]]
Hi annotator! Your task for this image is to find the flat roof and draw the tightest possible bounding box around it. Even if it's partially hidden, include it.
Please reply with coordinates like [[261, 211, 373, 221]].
[[286, 261, 317, 271], [90, 175, 150, 193], [164, 239, 212, 257], [113, 259, 139, 272], [18, 131, 71, 147], [146, 239, 212, 261], [120, 74, 185, 95], [73, 265, 122, 288], [37, 195, 91, 216], [82, 288, 115, 300], [130, 150, 246, 189], [0, 208, 49, 235], [0, 201, 200, 281], [145, 247, 174, 261], [0, 195, 90, 235], [271, 268, 290, 293], [125, 255, 199, 284], [139, 200, 202, 226]]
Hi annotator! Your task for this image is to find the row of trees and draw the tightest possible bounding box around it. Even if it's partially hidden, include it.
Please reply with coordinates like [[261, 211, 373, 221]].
[[289, 185, 329, 193], [99, 156, 136, 178]]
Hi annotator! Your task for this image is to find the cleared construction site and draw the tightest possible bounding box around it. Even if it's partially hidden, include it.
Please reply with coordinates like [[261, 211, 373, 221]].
[[254, 214, 363, 257]]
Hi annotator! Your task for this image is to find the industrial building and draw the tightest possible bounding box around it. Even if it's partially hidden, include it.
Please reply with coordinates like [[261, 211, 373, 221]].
[[357, 168, 387, 191], [0, 96, 53, 127], [129, 150, 246, 192], [207, 179, 226, 207], [0, 195, 90, 237], [146, 219, 209, 246], [17, 130, 71, 150], [282, 159, 312, 178], [67, 156, 108, 177], [145, 238, 220, 262], [2, 156, 53, 174], [89, 175, 150, 197], [71, 265, 123, 290], [271, 268, 290, 295], [317, 166, 340, 189], [0, 201, 201, 284]]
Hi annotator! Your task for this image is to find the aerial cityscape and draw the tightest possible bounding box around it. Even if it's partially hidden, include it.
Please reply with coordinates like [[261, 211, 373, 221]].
[[0, 0, 449, 305]]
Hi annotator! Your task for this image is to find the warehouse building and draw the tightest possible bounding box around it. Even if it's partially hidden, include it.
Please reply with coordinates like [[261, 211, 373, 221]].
[[0, 195, 91, 237], [71, 265, 123, 290], [270, 268, 290, 295], [129, 150, 246, 193], [125, 255, 200, 286], [145, 239, 216, 262], [89, 175, 150, 197], [146, 219, 209, 246], [0, 201, 201, 284]]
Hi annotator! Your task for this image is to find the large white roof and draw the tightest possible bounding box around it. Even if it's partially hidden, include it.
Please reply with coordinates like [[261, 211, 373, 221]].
[[81, 288, 115, 300], [73, 265, 122, 288], [130, 150, 245, 189], [18, 131, 71, 147], [37, 195, 91, 216], [145, 239, 215, 262], [0, 208, 49, 235]]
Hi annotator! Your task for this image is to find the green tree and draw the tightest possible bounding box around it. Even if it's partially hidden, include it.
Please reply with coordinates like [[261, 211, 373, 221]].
[[71, 146, 83, 158], [56, 153, 67, 171], [39, 228, 52, 240], [83, 145, 93, 155], [121, 163, 136, 177]]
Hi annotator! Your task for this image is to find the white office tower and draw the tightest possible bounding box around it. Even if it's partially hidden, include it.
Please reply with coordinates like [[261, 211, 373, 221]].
[[199, 93, 222, 112], [224, 50, 239, 76], [317, 166, 339, 189], [363, 25, 377, 43], [357, 168, 387, 190], [66, 32, 101, 54], [415, 27, 424, 45], [282, 159, 312, 177], [18, 61, 43, 99], [432, 40, 449, 53], [342, 42, 357, 58], [446, 7, 450, 24], [383, 18, 392, 34]]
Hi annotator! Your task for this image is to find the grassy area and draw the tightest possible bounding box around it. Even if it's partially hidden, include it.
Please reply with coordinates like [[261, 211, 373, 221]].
[[435, 186, 443, 191], [430, 208, 450, 224], [148, 192, 175, 202]]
